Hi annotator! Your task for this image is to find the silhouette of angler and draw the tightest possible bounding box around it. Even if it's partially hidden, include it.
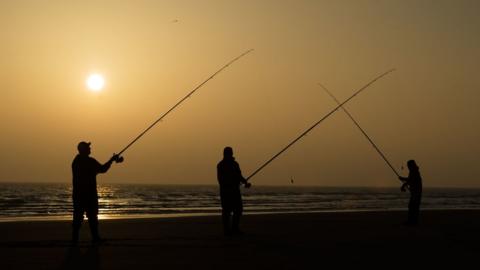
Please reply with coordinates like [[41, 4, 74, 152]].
[[217, 147, 251, 235], [399, 160, 422, 225], [71, 141, 123, 244]]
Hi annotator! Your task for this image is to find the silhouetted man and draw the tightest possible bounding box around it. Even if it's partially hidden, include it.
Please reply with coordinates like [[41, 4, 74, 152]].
[[399, 160, 422, 226], [72, 141, 123, 244], [217, 147, 251, 235]]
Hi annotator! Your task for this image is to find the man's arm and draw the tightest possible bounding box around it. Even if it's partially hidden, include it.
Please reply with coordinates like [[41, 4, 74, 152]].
[[398, 175, 410, 192], [71, 159, 80, 188], [98, 161, 112, 173], [97, 154, 121, 174], [235, 162, 251, 188], [217, 164, 223, 185]]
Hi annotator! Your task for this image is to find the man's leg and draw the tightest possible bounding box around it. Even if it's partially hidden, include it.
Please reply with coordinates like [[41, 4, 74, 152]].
[[232, 193, 243, 234], [221, 192, 233, 235], [232, 210, 242, 234], [72, 201, 84, 244], [407, 195, 420, 225], [410, 195, 421, 225], [222, 208, 232, 236], [86, 201, 101, 242]]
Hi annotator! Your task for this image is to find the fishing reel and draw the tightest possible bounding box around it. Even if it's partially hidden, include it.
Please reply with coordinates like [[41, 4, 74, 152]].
[[111, 154, 124, 163], [400, 183, 410, 192]]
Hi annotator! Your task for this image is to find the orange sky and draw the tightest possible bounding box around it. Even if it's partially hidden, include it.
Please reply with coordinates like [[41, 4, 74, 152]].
[[1, 0, 479, 187]]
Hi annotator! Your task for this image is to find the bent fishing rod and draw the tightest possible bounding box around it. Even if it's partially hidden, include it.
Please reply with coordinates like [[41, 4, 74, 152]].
[[245, 68, 395, 182], [318, 83, 400, 178], [116, 49, 254, 156]]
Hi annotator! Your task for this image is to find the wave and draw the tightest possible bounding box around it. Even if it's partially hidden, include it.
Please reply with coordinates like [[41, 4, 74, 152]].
[[1, 183, 480, 220]]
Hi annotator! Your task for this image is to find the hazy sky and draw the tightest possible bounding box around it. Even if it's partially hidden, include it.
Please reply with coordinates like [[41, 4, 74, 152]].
[[1, 0, 479, 187]]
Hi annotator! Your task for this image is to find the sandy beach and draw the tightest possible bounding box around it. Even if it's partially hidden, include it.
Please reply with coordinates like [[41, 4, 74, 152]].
[[1, 210, 480, 269]]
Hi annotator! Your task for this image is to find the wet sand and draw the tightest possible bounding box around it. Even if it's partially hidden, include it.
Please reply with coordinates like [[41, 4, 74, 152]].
[[1, 210, 480, 269]]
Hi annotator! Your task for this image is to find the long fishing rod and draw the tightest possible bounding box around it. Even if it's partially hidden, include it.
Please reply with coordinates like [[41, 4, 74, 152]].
[[245, 68, 395, 181], [318, 83, 400, 178], [117, 49, 254, 156]]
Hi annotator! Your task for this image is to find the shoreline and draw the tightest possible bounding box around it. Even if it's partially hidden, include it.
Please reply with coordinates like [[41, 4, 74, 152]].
[[2, 207, 480, 223]]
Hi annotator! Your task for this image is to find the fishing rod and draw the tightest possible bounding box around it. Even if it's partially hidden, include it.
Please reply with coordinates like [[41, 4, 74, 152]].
[[117, 49, 254, 156], [245, 68, 395, 181], [318, 83, 400, 178]]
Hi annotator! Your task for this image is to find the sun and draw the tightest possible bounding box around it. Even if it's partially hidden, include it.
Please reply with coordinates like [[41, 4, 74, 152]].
[[86, 74, 105, 92]]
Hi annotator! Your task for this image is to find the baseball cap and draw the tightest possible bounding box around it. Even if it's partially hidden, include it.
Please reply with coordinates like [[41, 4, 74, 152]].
[[77, 141, 91, 151]]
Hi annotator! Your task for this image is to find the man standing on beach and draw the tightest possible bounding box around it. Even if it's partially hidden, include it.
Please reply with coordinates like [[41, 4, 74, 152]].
[[71, 141, 123, 244], [399, 160, 423, 226], [217, 147, 251, 235]]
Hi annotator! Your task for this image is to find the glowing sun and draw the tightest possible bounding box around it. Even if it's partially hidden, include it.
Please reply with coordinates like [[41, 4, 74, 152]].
[[86, 74, 105, 91]]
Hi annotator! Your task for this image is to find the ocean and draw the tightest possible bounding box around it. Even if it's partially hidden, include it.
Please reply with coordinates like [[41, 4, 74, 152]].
[[1, 183, 480, 221]]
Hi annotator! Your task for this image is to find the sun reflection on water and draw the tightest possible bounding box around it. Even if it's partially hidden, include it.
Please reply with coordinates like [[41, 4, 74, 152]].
[[97, 185, 117, 219]]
